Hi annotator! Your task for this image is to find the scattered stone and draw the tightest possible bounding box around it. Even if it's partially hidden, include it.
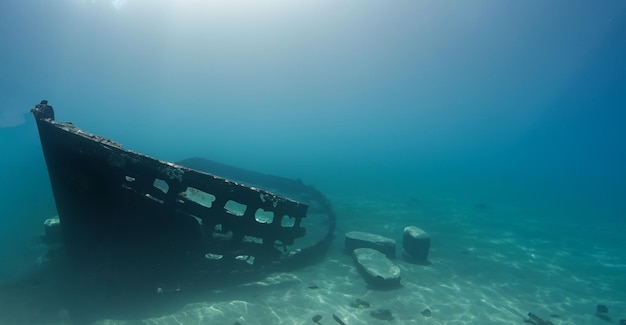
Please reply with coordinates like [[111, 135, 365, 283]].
[[597, 304, 609, 314], [353, 248, 401, 288], [527, 312, 555, 325], [370, 309, 394, 320], [596, 304, 613, 322], [356, 298, 370, 308], [421, 308, 431, 317], [312, 314, 322, 323], [345, 231, 396, 257], [332, 313, 347, 325], [402, 226, 430, 263], [307, 284, 320, 289], [349, 298, 370, 308]]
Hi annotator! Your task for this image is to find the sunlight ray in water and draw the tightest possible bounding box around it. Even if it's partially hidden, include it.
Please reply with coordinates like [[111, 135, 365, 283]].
[[1, 0, 625, 324]]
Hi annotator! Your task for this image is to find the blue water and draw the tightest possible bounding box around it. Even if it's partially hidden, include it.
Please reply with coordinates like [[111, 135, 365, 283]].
[[1, 1, 625, 323]]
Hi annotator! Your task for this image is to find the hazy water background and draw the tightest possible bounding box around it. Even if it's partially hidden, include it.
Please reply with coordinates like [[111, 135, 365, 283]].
[[1, 0, 625, 286]]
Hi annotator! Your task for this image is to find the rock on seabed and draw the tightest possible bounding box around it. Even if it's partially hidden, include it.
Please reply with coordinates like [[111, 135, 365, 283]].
[[353, 248, 401, 288], [345, 231, 396, 257]]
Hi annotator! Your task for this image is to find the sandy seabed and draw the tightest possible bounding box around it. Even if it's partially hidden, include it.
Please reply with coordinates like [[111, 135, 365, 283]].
[[1, 193, 625, 325]]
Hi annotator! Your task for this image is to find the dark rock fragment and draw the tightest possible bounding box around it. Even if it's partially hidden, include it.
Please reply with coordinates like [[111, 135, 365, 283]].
[[345, 231, 396, 257], [349, 298, 370, 308], [527, 312, 555, 325], [370, 309, 394, 320], [596, 304, 613, 322], [353, 248, 401, 288], [402, 226, 430, 263], [332, 313, 347, 325], [356, 298, 370, 308], [312, 314, 322, 323], [421, 308, 431, 317]]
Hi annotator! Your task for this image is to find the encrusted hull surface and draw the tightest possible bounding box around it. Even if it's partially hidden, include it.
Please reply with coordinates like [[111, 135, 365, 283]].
[[31, 100, 335, 285]]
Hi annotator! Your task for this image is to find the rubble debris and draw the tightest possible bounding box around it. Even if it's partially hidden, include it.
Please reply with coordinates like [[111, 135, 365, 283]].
[[345, 231, 396, 257], [348, 298, 370, 308], [370, 309, 394, 321], [332, 313, 347, 325], [402, 226, 430, 263], [527, 312, 555, 325], [353, 248, 401, 288]]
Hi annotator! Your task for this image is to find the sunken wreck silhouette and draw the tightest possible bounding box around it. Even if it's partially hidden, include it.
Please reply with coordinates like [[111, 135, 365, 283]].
[[31, 100, 335, 291]]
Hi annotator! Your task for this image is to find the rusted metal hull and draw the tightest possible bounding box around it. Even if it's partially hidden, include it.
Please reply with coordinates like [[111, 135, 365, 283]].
[[31, 100, 335, 286]]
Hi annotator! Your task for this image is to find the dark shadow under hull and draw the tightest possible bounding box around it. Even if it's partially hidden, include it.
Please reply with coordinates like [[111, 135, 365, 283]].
[[21, 100, 336, 323]]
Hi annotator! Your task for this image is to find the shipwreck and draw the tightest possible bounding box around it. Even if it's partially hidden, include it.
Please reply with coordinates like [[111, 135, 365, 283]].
[[31, 100, 335, 289]]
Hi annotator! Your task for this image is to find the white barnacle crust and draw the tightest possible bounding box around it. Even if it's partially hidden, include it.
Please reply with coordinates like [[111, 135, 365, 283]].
[[260, 193, 271, 202], [161, 164, 184, 181], [259, 193, 279, 207]]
